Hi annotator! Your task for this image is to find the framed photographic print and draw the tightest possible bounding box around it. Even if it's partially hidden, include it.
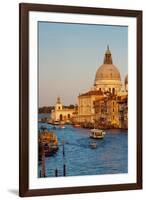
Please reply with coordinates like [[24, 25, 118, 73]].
[[19, 3, 142, 197]]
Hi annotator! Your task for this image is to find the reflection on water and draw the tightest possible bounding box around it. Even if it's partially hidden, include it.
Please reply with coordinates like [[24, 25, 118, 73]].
[[38, 119, 128, 177]]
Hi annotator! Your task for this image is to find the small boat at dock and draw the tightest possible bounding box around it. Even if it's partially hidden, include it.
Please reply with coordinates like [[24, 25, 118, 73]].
[[73, 124, 81, 128], [39, 129, 59, 160], [90, 129, 105, 139], [54, 121, 60, 125]]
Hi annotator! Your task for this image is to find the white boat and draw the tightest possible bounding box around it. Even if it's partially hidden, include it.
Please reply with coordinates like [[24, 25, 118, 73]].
[[54, 121, 60, 125], [59, 125, 65, 129], [73, 124, 81, 128], [90, 129, 105, 139], [90, 141, 97, 149]]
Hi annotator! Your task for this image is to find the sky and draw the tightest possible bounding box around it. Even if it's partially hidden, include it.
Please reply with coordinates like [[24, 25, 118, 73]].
[[38, 22, 128, 107]]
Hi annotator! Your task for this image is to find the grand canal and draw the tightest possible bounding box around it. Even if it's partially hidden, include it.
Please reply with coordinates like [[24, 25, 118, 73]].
[[38, 114, 128, 178]]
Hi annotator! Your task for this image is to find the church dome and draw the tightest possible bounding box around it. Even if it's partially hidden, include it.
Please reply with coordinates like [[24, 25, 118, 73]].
[[94, 46, 122, 93], [95, 64, 121, 81], [95, 45, 121, 82]]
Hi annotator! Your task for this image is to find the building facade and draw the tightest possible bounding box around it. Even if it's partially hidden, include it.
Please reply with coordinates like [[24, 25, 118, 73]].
[[51, 97, 75, 122]]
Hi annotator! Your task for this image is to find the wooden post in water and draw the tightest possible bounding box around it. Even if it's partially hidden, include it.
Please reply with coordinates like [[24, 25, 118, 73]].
[[41, 143, 46, 177], [62, 136, 66, 176], [63, 141, 65, 156], [63, 164, 66, 176], [55, 168, 58, 177]]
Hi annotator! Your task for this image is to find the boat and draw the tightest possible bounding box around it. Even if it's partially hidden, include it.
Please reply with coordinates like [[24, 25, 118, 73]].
[[59, 125, 65, 129], [39, 125, 47, 131], [39, 129, 59, 160], [90, 129, 105, 139], [73, 124, 81, 128], [90, 141, 97, 149], [51, 126, 56, 130], [54, 121, 60, 125]]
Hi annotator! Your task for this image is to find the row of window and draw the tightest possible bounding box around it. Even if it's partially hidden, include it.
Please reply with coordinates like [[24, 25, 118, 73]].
[[59, 114, 71, 120]]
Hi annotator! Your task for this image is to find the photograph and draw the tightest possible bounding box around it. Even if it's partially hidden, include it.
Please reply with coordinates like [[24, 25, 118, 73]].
[[38, 22, 128, 178], [19, 3, 142, 196]]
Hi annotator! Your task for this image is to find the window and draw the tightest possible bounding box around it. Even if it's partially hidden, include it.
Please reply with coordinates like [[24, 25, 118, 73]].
[[60, 114, 63, 121]]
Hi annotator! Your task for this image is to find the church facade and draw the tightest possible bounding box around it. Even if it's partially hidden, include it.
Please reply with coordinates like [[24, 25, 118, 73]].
[[51, 97, 75, 122]]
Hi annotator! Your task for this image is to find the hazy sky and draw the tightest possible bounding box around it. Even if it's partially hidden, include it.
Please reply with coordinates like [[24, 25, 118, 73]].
[[38, 22, 128, 107]]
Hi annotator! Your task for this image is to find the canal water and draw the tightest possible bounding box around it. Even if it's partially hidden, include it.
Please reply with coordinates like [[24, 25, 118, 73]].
[[38, 114, 128, 177]]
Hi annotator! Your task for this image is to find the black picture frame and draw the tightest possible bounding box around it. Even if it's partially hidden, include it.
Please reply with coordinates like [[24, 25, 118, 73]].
[[19, 3, 142, 197]]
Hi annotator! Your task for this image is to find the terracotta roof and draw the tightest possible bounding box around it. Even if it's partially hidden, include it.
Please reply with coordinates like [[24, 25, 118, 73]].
[[94, 96, 106, 102], [79, 90, 103, 97]]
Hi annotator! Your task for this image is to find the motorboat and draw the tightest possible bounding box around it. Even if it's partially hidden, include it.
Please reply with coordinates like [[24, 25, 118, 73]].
[[90, 129, 105, 139], [73, 124, 81, 128], [90, 141, 97, 149]]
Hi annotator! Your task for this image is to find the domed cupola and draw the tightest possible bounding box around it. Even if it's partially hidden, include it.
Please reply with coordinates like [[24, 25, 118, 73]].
[[94, 45, 122, 94]]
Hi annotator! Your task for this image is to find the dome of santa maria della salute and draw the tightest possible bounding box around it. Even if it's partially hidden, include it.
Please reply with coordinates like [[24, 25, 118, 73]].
[[94, 46, 122, 94], [95, 64, 121, 81]]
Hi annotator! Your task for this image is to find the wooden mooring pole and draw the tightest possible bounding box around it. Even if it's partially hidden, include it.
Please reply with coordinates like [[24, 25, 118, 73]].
[[55, 168, 58, 177], [41, 144, 46, 177], [63, 164, 66, 176]]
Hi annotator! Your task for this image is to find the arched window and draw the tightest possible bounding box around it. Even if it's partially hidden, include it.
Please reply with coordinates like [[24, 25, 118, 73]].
[[68, 114, 70, 119], [60, 114, 63, 121]]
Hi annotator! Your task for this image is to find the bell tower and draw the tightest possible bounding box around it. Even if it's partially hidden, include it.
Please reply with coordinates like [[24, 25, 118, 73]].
[[55, 97, 63, 110]]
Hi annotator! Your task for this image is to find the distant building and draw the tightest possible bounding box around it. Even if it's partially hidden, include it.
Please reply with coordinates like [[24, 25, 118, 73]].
[[51, 97, 75, 122], [94, 94, 120, 128], [77, 90, 103, 123], [117, 94, 128, 129]]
